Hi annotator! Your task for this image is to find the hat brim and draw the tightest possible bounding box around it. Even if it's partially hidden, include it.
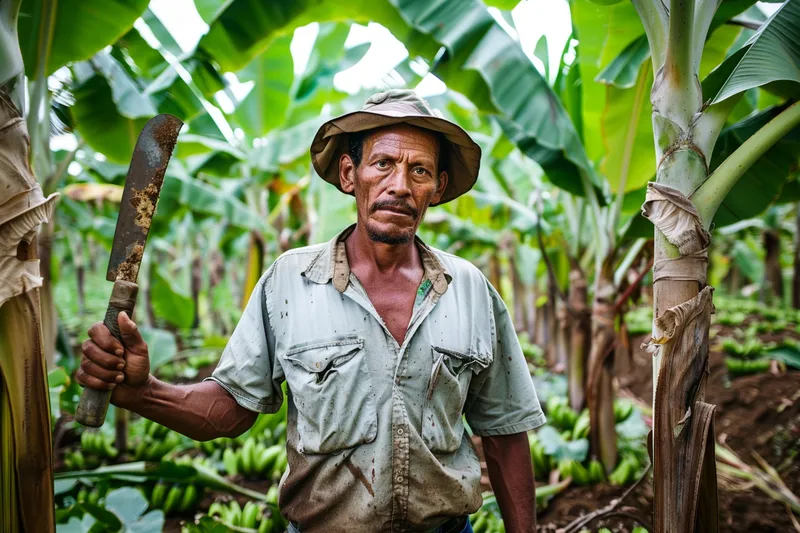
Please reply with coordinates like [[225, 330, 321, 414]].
[[310, 110, 481, 205]]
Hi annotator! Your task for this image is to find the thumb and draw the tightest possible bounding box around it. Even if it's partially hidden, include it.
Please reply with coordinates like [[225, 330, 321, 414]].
[[118, 312, 148, 355]]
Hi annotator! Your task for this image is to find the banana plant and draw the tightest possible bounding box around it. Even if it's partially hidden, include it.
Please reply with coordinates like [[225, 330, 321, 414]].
[[0, 0, 62, 530], [590, 0, 800, 530]]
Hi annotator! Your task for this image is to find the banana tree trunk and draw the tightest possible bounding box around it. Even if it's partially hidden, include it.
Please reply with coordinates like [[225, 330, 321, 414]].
[[555, 298, 569, 372], [794, 203, 800, 309], [72, 234, 86, 312], [0, 82, 58, 532], [37, 219, 56, 367], [544, 280, 559, 367], [525, 285, 537, 340], [508, 247, 528, 331], [633, 0, 720, 529], [566, 267, 589, 410], [586, 263, 617, 472], [763, 228, 783, 303], [644, 170, 718, 533], [241, 231, 264, 311], [191, 252, 202, 329]]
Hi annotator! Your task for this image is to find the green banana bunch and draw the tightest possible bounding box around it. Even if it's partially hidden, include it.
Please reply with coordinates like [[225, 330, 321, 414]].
[[175, 454, 214, 468], [142, 419, 170, 439], [608, 454, 640, 486], [527, 434, 549, 479], [588, 459, 605, 484], [187, 352, 218, 370], [194, 436, 236, 456], [571, 409, 590, 440], [545, 396, 578, 431], [208, 499, 287, 533], [613, 400, 634, 424], [557, 459, 589, 485], [80, 431, 118, 459], [64, 449, 89, 470], [76, 484, 109, 506], [469, 510, 505, 533], [133, 430, 182, 461], [146, 482, 203, 515], [223, 439, 287, 480], [725, 357, 770, 376]]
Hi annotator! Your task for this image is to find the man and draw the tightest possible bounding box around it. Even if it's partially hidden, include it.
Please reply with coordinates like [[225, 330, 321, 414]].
[[77, 90, 545, 533]]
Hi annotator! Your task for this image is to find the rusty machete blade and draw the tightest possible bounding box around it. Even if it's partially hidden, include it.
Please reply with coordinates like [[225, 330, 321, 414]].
[[106, 114, 183, 283]]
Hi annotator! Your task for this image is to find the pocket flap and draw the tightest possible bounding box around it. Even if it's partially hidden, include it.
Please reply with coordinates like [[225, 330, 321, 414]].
[[432, 346, 491, 374], [286, 336, 364, 373]]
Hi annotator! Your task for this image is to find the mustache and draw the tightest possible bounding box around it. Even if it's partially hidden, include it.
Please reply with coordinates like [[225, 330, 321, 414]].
[[369, 199, 420, 219]]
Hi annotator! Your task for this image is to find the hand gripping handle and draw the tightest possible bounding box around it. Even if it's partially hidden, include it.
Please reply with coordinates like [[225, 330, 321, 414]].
[[75, 280, 138, 427]]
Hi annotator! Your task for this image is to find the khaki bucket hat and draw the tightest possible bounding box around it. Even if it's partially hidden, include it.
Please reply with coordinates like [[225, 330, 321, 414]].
[[310, 89, 481, 205]]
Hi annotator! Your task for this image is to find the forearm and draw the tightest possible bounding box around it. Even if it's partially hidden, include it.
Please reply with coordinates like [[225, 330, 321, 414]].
[[114, 376, 257, 441], [482, 432, 536, 533]]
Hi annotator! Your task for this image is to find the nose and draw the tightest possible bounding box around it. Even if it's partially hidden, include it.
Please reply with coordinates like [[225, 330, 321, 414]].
[[387, 165, 412, 198]]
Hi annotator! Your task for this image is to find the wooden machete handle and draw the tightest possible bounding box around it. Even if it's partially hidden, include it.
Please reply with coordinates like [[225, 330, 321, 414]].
[[75, 280, 138, 427]]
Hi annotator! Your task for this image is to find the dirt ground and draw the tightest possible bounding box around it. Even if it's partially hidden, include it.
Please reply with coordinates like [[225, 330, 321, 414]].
[[520, 323, 800, 533]]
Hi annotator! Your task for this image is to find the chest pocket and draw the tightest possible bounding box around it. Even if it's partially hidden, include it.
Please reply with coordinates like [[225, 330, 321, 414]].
[[281, 335, 377, 454], [422, 346, 491, 453]]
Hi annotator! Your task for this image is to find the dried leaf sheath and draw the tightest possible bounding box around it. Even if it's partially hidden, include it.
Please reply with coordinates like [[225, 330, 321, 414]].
[[586, 270, 618, 472], [0, 291, 55, 531], [0, 99, 57, 532], [646, 287, 718, 533]]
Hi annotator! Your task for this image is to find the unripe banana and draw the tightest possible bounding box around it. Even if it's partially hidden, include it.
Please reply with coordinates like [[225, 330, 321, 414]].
[[570, 461, 590, 485], [163, 485, 183, 515], [240, 438, 256, 476], [272, 450, 288, 480], [179, 484, 200, 512], [572, 409, 590, 440], [150, 483, 168, 508], [223, 448, 239, 476], [471, 513, 488, 533], [228, 500, 243, 527], [588, 459, 605, 484], [558, 459, 573, 481], [241, 501, 261, 529], [614, 400, 634, 423], [266, 485, 279, 505]]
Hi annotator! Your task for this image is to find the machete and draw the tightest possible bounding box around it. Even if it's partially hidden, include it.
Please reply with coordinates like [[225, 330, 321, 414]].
[[75, 114, 183, 428]]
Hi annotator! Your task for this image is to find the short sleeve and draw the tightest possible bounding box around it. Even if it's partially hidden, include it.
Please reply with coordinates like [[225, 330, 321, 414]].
[[204, 268, 284, 414], [464, 280, 546, 436]]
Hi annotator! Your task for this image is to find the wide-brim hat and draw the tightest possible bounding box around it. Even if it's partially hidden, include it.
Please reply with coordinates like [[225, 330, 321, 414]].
[[310, 89, 481, 205]]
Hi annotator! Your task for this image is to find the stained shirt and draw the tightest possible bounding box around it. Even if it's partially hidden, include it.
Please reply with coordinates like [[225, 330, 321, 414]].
[[206, 225, 545, 532]]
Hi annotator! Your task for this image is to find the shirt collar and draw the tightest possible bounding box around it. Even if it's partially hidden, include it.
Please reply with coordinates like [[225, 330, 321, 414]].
[[302, 224, 451, 295]]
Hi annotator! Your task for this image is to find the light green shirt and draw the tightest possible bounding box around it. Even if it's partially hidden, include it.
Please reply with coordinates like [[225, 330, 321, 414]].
[[207, 225, 545, 532]]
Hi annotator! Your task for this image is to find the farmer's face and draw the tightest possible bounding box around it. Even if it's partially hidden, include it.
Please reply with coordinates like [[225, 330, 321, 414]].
[[339, 124, 448, 245]]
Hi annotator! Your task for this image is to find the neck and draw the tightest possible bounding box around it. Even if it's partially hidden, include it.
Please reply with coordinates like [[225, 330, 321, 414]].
[[345, 223, 420, 274]]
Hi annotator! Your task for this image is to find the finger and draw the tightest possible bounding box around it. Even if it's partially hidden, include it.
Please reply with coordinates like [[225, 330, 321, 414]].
[[88, 322, 124, 356], [118, 312, 148, 355], [81, 340, 126, 370], [80, 357, 125, 384], [76, 367, 117, 391]]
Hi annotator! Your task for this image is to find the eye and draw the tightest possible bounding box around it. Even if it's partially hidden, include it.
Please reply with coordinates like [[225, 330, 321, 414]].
[[413, 166, 430, 176], [376, 159, 389, 169]]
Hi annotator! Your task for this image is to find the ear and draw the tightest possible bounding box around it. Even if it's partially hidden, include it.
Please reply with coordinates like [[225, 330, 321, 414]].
[[339, 154, 356, 194], [431, 170, 449, 205]]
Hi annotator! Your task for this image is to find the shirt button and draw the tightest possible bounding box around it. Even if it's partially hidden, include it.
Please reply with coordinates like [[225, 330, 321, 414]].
[[397, 428, 404, 435], [395, 475, 403, 483]]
